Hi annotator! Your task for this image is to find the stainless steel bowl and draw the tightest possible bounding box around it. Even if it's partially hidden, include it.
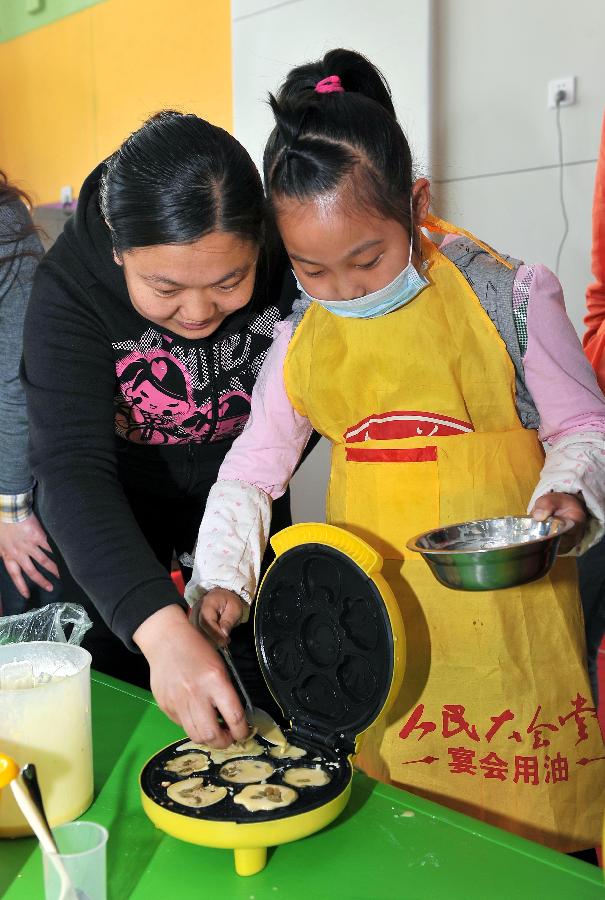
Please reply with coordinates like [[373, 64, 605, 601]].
[[406, 516, 574, 591]]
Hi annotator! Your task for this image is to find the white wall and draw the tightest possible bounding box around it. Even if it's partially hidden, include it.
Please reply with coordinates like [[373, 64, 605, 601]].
[[431, 0, 604, 334], [231, 0, 432, 176], [231, 0, 433, 523]]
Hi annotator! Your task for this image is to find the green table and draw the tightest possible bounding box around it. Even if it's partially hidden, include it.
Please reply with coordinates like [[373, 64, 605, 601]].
[[1, 673, 603, 899]]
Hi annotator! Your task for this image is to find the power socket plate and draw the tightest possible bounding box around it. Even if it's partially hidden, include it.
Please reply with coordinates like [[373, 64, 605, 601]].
[[547, 76, 576, 109]]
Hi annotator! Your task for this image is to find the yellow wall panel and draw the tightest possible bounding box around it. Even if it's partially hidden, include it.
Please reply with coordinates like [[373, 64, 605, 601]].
[[92, 0, 233, 161], [0, 11, 97, 203], [0, 0, 232, 204]]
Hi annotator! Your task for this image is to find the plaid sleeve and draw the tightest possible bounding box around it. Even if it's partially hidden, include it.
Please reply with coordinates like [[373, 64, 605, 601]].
[[0, 491, 34, 523]]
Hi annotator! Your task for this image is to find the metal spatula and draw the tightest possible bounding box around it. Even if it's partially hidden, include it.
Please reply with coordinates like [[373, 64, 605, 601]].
[[219, 646, 287, 748], [189, 596, 287, 747]]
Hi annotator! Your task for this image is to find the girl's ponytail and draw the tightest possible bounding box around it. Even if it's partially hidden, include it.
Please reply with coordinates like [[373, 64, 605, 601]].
[[264, 49, 414, 233], [274, 48, 396, 117]]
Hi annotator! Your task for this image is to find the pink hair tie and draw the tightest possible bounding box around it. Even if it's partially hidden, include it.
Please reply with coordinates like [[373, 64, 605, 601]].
[[314, 75, 344, 94]]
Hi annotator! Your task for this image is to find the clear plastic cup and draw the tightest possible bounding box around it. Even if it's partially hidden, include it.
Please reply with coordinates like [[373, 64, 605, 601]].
[[42, 820, 108, 900]]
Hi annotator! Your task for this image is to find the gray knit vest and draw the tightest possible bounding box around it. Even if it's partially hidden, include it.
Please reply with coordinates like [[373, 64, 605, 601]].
[[438, 236, 539, 430], [288, 237, 540, 431]]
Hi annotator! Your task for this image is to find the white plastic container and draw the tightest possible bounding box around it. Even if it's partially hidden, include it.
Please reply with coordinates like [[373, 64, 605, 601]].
[[0, 641, 93, 837]]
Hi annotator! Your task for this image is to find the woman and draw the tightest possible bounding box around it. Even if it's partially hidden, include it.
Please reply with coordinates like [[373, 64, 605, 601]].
[[0, 171, 58, 613], [22, 111, 299, 748]]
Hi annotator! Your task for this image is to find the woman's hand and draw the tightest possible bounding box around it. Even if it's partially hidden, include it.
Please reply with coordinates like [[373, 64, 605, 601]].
[[193, 588, 246, 646], [530, 491, 587, 553], [0, 514, 59, 598], [133, 604, 249, 748]]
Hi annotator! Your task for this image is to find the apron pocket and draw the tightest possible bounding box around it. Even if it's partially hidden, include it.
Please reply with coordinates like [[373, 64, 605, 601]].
[[339, 441, 440, 560]]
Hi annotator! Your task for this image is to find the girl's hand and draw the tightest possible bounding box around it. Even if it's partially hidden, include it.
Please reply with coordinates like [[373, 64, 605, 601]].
[[193, 588, 246, 646], [530, 491, 587, 553], [0, 514, 59, 598], [133, 604, 249, 748]]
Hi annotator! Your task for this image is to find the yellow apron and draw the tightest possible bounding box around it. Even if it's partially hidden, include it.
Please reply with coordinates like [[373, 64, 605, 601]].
[[283, 224, 604, 851]]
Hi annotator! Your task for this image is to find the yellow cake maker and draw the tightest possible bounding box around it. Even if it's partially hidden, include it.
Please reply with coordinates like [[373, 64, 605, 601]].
[[140, 523, 406, 876]]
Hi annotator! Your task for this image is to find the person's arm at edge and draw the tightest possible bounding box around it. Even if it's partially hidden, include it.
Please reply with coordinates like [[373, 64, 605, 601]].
[[584, 110, 605, 389], [0, 202, 58, 595], [522, 264, 605, 553]]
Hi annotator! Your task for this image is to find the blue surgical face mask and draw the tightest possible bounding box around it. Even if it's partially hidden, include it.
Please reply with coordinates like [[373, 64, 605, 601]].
[[294, 217, 429, 319]]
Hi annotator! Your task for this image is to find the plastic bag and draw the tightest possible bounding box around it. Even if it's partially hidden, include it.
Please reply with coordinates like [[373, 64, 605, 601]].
[[0, 603, 92, 647]]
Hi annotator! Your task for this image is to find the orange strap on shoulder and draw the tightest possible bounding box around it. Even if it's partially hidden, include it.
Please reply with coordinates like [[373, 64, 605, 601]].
[[424, 213, 514, 271]]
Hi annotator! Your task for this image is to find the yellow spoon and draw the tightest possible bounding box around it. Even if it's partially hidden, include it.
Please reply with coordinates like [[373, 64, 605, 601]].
[[0, 752, 18, 790]]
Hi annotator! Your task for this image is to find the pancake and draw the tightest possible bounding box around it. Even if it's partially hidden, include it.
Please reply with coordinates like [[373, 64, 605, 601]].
[[233, 783, 298, 812], [283, 766, 331, 788], [166, 777, 227, 809], [219, 759, 275, 784], [164, 752, 210, 776], [269, 743, 307, 760], [177, 736, 264, 764]]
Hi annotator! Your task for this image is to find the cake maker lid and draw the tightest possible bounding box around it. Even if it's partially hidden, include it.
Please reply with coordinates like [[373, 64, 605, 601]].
[[255, 526, 397, 755]]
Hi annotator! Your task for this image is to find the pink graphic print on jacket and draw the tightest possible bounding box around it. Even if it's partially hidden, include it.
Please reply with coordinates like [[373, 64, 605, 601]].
[[115, 350, 250, 445]]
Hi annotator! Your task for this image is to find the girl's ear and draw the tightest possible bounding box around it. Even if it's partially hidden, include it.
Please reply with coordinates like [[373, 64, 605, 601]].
[[412, 178, 431, 225]]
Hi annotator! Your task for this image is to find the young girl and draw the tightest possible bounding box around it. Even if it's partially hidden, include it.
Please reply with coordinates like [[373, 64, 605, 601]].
[[187, 51, 605, 852], [22, 111, 300, 749]]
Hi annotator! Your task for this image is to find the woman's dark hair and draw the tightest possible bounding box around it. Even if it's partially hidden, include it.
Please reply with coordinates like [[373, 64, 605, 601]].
[[100, 110, 265, 254], [263, 49, 414, 233], [0, 171, 34, 210], [0, 171, 42, 264]]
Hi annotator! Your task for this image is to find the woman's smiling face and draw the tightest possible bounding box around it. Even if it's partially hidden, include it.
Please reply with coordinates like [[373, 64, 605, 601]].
[[117, 231, 259, 339]]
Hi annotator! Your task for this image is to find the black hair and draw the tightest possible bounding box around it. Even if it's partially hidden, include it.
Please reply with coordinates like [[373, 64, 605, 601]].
[[0, 170, 42, 264], [0, 170, 34, 210], [263, 48, 414, 233], [100, 110, 265, 254]]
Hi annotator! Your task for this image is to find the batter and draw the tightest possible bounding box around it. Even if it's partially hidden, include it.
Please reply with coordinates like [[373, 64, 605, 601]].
[[283, 767, 330, 788], [177, 737, 264, 763], [164, 752, 210, 776], [269, 742, 306, 760], [234, 784, 298, 812], [166, 777, 227, 808], [219, 759, 275, 784]]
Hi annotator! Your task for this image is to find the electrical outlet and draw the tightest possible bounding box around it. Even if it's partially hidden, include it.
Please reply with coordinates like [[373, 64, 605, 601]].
[[547, 76, 576, 109], [60, 185, 73, 205]]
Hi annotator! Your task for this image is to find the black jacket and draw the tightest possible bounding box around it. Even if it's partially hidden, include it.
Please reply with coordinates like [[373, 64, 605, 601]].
[[22, 164, 297, 646]]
